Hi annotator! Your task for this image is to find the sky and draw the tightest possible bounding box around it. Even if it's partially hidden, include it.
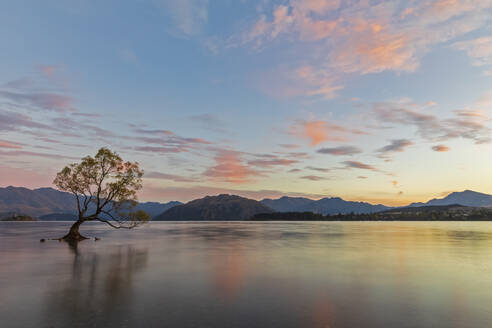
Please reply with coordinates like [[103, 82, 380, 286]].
[[1, 0, 492, 205]]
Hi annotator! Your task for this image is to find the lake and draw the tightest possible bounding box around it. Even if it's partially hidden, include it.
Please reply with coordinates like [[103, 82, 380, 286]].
[[1, 221, 491, 328]]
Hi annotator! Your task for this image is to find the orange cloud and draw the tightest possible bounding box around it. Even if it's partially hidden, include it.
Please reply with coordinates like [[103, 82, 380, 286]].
[[292, 120, 365, 146], [237, 0, 492, 98], [203, 150, 260, 184], [300, 0, 340, 14], [304, 121, 342, 145], [432, 145, 450, 152]]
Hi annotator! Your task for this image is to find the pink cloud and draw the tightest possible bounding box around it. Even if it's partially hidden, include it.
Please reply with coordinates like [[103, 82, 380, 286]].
[[0, 91, 74, 112], [236, 0, 492, 98], [291, 120, 366, 146], [0, 140, 23, 149], [203, 150, 261, 184]]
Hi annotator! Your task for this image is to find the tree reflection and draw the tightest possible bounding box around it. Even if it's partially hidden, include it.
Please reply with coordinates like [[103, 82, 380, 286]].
[[43, 244, 148, 328]]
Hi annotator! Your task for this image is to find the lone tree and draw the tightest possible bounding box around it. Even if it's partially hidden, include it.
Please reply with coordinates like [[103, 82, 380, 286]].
[[54, 147, 150, 241]]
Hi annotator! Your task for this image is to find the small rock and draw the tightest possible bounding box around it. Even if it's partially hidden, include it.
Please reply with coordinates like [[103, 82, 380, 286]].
[[94, 237, 100, 241], [40, 238, 46, 242]]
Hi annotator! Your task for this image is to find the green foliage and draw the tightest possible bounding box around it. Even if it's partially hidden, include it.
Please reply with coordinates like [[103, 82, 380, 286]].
[[53, 147, 149, 229]]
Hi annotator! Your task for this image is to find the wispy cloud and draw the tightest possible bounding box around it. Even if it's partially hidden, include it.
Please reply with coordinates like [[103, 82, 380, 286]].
[[342, 160, 378, 171], [157, 0, 208, 37], [317, 145, 362, 156], [189, 113, 226, 133], [248, 158, 298, 168], [0, 90, 74, 112], [228, 0, 492, 98], [279, 143, 300, 149], [300, 175, 329, 181], [305, 166, 330, 173], [145, 171, 199, 182], [0, 111, 51, 132], [0, 149, 77, 160], [133, 128, 211, 153], [374, 101, 492, 144], [376, 139, 413, 159], [0, 140, 23, 149], [134, 146, 184, 153], [453, 37, 492, 74]]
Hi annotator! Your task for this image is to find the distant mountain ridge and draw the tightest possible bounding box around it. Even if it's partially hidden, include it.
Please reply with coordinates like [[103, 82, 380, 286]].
[[3, 186, 492, 220], [261, 196, 389, 214], [408, 190, 492, 208], [0, 186, 182, 218], [155, 194, 273, 220], [0, 186, 75, 216]]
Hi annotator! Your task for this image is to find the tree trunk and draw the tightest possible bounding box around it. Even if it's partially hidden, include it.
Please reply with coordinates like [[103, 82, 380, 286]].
[[62, 219, 88, 241]]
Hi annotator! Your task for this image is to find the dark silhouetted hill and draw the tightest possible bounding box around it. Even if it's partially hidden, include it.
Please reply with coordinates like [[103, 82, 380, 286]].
[[0, 186, 75, 216], [261, 196, 316, 212], [155, 194, 274, 220]]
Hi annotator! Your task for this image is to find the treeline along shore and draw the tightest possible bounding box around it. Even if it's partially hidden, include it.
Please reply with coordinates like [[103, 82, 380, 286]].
[[251, 205, 492, 221]]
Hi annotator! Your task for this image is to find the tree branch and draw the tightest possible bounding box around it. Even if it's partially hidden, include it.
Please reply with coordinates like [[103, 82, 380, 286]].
[[94, 217, 136, 229]]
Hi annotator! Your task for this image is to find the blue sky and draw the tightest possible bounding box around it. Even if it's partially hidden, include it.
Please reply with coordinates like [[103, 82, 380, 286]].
[[1, 0, 492, 205]]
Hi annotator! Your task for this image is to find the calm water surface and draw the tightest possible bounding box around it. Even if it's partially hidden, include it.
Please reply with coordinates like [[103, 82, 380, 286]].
[[1, 221, 492, 328]]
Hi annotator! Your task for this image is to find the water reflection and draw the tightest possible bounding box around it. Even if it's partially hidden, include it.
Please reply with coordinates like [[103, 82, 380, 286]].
[[43, 243, 148, 328], [1, 222, 492, 328]]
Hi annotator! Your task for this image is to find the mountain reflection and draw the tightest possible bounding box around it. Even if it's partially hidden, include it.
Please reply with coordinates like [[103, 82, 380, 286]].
[[2, 222, 490, 328], [43, 244, 148, 328]]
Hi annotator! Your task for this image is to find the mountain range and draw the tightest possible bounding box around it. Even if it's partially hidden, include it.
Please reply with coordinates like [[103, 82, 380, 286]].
[[261, 196, 389, 215], [0, 186, 181, 218], [408, 190, 492, 208], [2, 186, 492, 220]]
